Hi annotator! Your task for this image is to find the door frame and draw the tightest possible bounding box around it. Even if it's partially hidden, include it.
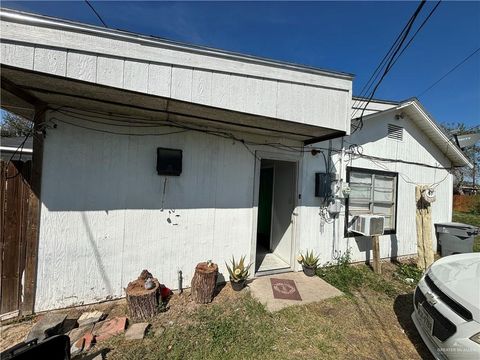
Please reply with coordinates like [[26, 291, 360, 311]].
[[251, 150, 302, 275]]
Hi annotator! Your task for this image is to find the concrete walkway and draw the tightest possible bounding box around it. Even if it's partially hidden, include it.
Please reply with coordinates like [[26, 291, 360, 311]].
[[249, 271, 343, 312]]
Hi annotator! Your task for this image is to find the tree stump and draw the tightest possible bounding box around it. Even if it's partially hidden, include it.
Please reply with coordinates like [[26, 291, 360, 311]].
[[126, 277, 160, 321], [191, 262, 218, 304]]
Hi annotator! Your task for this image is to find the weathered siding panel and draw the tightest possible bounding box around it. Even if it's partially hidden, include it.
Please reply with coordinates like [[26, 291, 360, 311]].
[[36, 109, 282, 311], [191, 69, 212, 105], [171, 66, 192, 102], [35, 104, 455, 310], [66, 51, 97, 82], [1, 42, 34, 69], [123, 60, 148, 93], [297, 113, 453, 266], [210, 72, 231, 109], [147, 63, 171, 97], [0, 18, 351, 89], [96, 56, 124, 88], [1, 16, 352, 133], [33, 47, 67, 76]]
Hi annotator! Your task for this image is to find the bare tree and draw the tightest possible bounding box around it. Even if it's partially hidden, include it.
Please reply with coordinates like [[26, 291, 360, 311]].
[[1, 110, 33, 137]]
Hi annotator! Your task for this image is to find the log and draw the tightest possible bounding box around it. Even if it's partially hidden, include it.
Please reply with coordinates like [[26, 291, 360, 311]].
[[191, 262, 218, 304], [126, 277, 160, 321]]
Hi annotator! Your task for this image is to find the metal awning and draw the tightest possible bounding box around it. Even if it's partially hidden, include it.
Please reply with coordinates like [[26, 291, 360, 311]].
[[1, 65, 345, 145]]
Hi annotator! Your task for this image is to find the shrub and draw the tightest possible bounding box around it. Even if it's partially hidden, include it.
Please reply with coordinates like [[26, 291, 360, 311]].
[[396, 263, 423, 284]]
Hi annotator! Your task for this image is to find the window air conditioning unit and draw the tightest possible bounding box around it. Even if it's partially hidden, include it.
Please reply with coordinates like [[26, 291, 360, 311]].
[[351, 215, 385, 236]]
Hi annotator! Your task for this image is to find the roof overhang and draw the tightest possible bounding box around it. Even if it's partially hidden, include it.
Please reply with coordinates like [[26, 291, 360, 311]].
[[1, 65, 346, 144], [360, 99, 473, 168], [0, 8, 354, 81]]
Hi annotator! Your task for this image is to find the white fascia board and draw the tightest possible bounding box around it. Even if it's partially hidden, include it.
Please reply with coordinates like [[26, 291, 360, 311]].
[[410, 100, 473, 169], [0, 146, 33, 153], [358, 100, 473, 169], [0, 8, 353, 86]]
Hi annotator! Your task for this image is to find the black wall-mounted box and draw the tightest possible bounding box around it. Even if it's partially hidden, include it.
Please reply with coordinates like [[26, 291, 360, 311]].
[[157, 148, 182, 176], [315, 172, 332, 198]]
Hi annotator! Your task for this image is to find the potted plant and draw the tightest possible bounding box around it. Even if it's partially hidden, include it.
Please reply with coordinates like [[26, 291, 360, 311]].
[[297, 250, 319, 277], [226, 255, 252, 291]]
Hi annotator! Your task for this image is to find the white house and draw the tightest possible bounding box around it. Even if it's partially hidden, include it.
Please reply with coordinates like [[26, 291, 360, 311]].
[[0, 9, 471, 313]]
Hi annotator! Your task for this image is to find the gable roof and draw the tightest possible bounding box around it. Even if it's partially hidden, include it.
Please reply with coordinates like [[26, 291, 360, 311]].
[[360, 98, 472, 168]]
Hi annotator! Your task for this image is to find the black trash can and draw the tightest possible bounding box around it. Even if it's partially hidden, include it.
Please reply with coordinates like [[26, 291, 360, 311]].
[[434, 222, 479, 256]]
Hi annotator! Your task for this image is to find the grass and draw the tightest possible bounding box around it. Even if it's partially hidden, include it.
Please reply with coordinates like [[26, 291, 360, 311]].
[[103, 296, 276, 360], [91, 259, 430, 360], [316, 252, 401, 298], [452, 210, 480, 252], [2, 261, 431, 359]]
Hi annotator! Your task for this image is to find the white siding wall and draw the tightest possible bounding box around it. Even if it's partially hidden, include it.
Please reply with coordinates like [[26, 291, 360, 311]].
[[36, 109, 304, 311], [297, 113, 453, 265], [36, 107, 455, 310], [0, 18, 352, 132]]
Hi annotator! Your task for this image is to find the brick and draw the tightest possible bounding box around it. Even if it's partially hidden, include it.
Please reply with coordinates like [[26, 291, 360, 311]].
[[68, 324, 94, 344], [69, 329, 96, 355], [77, 311, 105, 326], [93, 317, 127, 341], [83, 332, 95, 351], [71, 337, 84, 356]]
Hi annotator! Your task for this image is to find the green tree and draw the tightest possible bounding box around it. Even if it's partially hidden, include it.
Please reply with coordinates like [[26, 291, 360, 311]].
[[1, 110, 33, 137], [442, 122, 479, 194]]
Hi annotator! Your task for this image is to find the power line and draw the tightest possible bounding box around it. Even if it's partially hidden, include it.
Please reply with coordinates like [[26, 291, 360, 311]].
[[418, 47, 480, 98], [352, 0, 427, 132], [84, 1, 108, 28], [350, 6, 420, 117], [387, 1, 441, 72]]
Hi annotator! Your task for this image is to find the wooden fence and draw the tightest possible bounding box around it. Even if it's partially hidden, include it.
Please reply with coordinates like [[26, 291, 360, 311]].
[[0, 160, 36, 318]]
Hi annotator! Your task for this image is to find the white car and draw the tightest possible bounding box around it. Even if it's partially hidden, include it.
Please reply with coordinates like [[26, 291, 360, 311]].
[[412, 253, 480, 359]]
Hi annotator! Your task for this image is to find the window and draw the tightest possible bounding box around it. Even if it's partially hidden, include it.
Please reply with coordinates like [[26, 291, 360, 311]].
[[345, 167, 398, 236]]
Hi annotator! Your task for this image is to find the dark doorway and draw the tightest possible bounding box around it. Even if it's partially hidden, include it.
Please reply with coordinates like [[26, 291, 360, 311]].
[[257, 166, 273, 251], [255, 159, 296, 273]]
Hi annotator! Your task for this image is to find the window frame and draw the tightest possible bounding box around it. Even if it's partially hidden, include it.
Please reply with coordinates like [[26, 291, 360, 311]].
[[344, 167, 398, 237]]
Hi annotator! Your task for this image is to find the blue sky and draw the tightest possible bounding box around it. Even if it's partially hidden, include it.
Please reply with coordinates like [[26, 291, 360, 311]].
[[2, 1, 479, 127]]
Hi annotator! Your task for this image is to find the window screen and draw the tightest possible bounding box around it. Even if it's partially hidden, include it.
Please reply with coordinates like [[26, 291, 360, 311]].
[[347, 168, 397, 233]]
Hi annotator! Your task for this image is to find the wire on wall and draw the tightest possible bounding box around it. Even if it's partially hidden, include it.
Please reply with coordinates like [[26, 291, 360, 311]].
[[48, 107, 313, 161]]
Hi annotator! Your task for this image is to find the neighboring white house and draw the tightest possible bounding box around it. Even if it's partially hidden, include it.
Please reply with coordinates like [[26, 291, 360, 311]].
[[0, 9, 471, 313], [0, 136, 33, 161]]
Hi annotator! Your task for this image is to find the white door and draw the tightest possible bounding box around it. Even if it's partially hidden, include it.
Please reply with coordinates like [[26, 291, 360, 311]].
[[270, 161, 296, 264]]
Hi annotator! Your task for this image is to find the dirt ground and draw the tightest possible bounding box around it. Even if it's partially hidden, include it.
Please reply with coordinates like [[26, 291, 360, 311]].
[[0, 266, 432, 359], [0, 299, 127, 352]]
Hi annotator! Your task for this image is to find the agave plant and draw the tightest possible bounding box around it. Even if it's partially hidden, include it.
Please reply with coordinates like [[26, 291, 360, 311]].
[[297, 250, 320, 268], [226, 255, 252, 282]]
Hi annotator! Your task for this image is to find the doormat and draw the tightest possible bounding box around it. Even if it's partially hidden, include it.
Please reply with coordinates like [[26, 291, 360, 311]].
[[270, 278, 302, 301]]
